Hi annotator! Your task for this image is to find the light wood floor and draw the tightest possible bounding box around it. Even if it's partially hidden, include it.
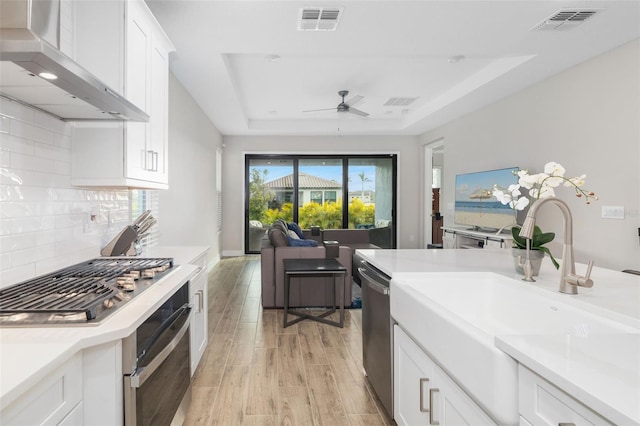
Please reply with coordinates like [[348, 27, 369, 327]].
[[184, 256, 395, 426]]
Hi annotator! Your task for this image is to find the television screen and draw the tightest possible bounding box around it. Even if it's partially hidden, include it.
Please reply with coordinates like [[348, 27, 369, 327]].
[[454, 167, 519, 232]]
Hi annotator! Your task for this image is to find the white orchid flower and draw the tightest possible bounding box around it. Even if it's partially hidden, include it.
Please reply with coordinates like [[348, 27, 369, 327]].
[[544, 175, 564, 188], [519, 172, 546, 189], [544, 162, 566, 177], [530, 186, 556, 199], [565, 174, 586, 187], [507, 184, 521, 196], [492, 188, 508, 204], [512, 196, 529, 210]]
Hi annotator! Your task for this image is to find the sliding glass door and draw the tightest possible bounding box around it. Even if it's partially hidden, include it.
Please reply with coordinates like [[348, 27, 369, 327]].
[[245, 154, 397, 253]]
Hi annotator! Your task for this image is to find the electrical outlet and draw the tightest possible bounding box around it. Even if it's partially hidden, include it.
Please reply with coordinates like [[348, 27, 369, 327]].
[[601, 206, 624, 219]]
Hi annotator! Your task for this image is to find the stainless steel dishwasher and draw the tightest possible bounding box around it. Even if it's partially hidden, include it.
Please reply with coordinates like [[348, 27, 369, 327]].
[[354, 254, 393, 418]]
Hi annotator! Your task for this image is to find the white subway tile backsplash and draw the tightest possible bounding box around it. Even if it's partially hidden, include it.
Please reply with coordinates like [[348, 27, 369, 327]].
[[55, 160, 71, 175], [0, 219, 10, 236], [0, 115, 10, 134], [0, 233, 36, 253], [11, 216, 56, 233], [0, 100, 138, 286], [33, 111, 69, 136], [11, 244, 56, 268], [54, 132, 71, 149], [11, 152, 57, 174], [0, 150, 9, 167], [0, 169, 31, 186], [0, 133, 36, 155], [34, 141, 71, 162], [10, 120, 56, 145], [0, 98, 34, 122], [0, 264, 35, 289], [32, 171, 72, 188], [0, 252, 11, 270], [0, 202, 35, 218]]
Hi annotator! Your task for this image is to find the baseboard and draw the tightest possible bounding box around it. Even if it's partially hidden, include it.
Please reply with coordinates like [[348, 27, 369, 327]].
[[221, 250, 244, 257]]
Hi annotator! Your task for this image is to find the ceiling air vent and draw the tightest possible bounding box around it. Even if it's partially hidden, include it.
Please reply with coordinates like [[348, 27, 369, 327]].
[[298, 7, 343, 31], [383, 97, 418, 107], [532, 9, 602, 31]]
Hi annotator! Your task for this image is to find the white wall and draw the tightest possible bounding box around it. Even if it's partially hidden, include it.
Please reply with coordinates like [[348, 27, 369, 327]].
[[0, 99, 131, 287], [158, 73, 224, 266], [419, 39, 640, 271], [221, 135, 421, 255]]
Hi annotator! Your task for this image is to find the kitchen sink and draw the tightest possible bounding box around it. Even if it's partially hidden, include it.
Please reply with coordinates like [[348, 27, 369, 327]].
[[390, 272, 638, 425]]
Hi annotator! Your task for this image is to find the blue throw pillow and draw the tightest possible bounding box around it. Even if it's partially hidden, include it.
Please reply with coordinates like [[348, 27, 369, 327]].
[[287, 222, 305, 239], [287, 237, 318, 247]]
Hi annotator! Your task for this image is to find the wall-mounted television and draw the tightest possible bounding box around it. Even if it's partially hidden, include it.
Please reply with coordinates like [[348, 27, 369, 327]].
[[454, 167, 520, 232]]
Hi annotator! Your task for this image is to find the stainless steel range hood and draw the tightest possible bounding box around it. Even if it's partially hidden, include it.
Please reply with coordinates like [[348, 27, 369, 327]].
[[0, 0, 148, 122]]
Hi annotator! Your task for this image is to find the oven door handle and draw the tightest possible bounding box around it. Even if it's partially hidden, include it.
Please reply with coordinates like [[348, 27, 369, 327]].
[[128, 303, 192, 388]]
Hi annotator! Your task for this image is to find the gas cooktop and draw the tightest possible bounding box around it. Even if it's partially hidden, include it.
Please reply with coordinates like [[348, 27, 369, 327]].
[[0, 258, 174, 326]]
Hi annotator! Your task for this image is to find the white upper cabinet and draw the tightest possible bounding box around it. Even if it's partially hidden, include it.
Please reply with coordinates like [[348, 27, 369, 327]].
[[71, 0, 174, 189]]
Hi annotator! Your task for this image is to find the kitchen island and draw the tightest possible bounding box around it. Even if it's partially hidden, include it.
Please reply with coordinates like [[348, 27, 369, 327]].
[[0, 246, 208, 424], [356, 248, 640, 425]]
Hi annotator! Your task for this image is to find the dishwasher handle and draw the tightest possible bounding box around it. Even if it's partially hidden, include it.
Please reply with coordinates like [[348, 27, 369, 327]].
[[358, 267, 390, 295]]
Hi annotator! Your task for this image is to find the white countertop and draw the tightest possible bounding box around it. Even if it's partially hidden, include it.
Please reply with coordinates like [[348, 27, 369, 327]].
[[497, 333, 640, 425], [359, 248, 640, 424], [0, 246, 208, 411]]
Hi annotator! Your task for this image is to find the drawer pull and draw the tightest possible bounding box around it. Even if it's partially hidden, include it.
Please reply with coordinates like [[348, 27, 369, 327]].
[[419, 378, 429, 413], [429, 387, 440, 425], [558, 424, 576, 426]]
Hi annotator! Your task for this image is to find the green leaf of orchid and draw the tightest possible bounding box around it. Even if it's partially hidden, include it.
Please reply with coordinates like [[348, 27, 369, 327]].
[[537, 246, 560, 270], [533, 231, 555, 247]]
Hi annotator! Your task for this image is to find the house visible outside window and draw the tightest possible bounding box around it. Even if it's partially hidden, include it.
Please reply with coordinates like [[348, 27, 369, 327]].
[[310, 191, 323, 204], [324, 190, 337, 204]]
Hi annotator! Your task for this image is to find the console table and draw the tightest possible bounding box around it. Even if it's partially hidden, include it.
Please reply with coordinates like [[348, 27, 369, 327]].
[[283, 258, 347, 328], [442, 226, 513, 249]]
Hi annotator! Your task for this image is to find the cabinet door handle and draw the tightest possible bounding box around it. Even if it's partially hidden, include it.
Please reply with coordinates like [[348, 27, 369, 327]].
[[153, 151, 159, 172], [429, 388, 440, 425], [558, 424, 576, 426], [145, 150, 154, 171], [197, 289, 204, 312], [419, 378, 429, 413]]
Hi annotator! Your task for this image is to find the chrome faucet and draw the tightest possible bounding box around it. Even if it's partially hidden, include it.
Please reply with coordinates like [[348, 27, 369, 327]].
[[519, 197, 594, 294]]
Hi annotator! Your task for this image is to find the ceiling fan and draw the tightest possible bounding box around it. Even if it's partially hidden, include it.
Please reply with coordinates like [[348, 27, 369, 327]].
[[303, 90, 370, 117]]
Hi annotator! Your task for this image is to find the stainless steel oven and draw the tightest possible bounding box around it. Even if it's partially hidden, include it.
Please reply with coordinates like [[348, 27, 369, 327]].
[[122, 282, 192, 426]]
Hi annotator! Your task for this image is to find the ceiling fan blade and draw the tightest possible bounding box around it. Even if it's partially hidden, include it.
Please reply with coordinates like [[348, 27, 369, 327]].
[[348, 107, 369, 117], [344, 95, 364, 107], [303, 108, 336, 113]]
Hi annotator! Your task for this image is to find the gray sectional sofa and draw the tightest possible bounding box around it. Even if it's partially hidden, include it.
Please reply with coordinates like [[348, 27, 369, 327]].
[[260, 221, 391, 308]]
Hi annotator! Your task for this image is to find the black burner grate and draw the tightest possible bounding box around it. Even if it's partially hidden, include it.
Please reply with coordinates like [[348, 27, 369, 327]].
[[0, 258, 173, 322]]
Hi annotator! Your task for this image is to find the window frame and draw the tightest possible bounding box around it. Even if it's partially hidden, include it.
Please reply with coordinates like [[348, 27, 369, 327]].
[[244, 154, 397, 254]]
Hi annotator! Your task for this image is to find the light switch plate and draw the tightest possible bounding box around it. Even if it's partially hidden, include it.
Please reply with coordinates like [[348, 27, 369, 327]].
[[601, 206, 624, 219]]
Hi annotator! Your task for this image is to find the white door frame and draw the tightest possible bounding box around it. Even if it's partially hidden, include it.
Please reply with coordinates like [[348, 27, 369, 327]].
[[423, 139, 444, 248]]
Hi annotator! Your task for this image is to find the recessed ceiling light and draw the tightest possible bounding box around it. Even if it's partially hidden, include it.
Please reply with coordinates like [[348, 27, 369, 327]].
[[38, 72, 58, 80], [265, 54, 281, 62], [448, 55, 465, 64]]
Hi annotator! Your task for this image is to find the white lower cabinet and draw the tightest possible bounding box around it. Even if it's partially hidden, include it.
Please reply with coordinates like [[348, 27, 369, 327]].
[[1, 353, 83, 425], [518, 365, 613, 426], [189, 254, 209, 376], [394, 325, 496, 426]]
